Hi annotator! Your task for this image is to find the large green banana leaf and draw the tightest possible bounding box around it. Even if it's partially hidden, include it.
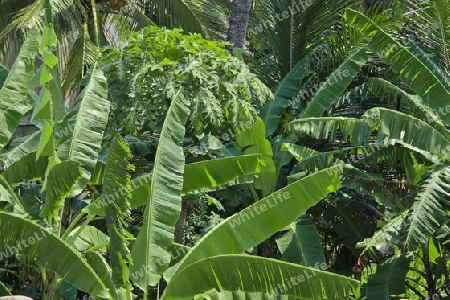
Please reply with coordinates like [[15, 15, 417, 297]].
[[300, 47, 368, 118], [56, 63, 110, 171], [182, 153, 264, 194], [0, 30, 40, 147], [2, 131, 41, 169], [344, 9, 450, 124], [366, 254, 410, 299], [276, 215, 325, 267], [363, 108, 450, 159], [0, 175, 25, 214], [287, 117, 373, 145], [366, 78, 450, 140], [103, 136, 132, 285], [0, 211, 109, 298], [288, 108, 450, 160], [2, 153, 48, 186], [165, 164, 344, 281], [85, 154, 265, 216], [237, 118, 276, 195], [129, 91, 190, 289], [407, 43, 450, 91], [40, 160, 83, 218], [1, 131, 48, 186], [162, 255, 359, 299]]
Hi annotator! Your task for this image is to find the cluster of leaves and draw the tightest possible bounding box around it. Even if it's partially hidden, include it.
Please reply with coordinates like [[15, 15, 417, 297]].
[[99, 26, 272, 136], [253, 1, 450, 297]]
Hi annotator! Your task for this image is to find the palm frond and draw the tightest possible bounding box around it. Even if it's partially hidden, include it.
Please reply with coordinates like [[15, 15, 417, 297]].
[[249, 0, 352, 78], [130, 0, 230, 40], [359, 167, 450, 253], [300, 47, 368, 118], [405, 0, 450, 71], [344, 9, 450, 124]]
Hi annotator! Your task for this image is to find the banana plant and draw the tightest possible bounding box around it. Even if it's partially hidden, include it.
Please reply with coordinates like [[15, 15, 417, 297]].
[[0, 29, 40, 147], [71, 93, 271, 298], [162, 165, 360, 299], [0, 211, 110, 298], [128, 89, 190, 296], [0, 22, 113, 298], [275, 7, 450, 298]]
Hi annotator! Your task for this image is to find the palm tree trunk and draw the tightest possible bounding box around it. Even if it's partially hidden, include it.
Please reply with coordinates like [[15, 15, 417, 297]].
[[226, 0, 253, 53]]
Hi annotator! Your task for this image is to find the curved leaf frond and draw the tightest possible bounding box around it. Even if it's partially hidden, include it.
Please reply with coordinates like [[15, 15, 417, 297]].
[[103, 136, 133, 285], [182, 153, 264, 194], [287, 117, 373, 145], [300, 47, 368, 118], [288, 108, 450, 161], [363, 108, 450, 160], [131, 0, 230, 40], [0, 29, 40, 147], [165, 164, 344, 281], [406, 0, 450, 71], [344, 9, 450, 124], [129, 90, 190, 289], [40, 160, 83, 218], [56, 63, 110, 171], [163, 254, 359, 299], [366, 254, 410, 298], [85, 153, 265, 216], [405, 166, 450, 250], [0, 211, 110, 298]]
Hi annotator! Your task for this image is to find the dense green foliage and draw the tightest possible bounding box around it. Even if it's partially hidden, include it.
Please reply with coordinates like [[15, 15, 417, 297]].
[[99, 26, 272, 135], [1, 0, 450, 299]]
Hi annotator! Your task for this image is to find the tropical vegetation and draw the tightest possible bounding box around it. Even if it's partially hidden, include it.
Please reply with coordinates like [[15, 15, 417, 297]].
[[0, 0, 449, 299]]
